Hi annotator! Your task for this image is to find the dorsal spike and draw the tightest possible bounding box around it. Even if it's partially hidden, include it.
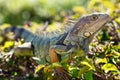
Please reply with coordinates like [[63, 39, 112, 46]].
[[34, 17, 79, 38], [60, 17, 79, 32]]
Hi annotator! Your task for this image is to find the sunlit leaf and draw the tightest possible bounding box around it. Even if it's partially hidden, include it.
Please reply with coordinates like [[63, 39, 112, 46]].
[[81, 58, 95, 70], [35, 64, 45, 73], [0, 23, 11, 30], [102, 63, 118, 73], [2, 41, 14, 51], [95, 58, 107, 64], [111, 49, 120, 57], [52, 62, 62, 68], [72, 6, 85, 14]]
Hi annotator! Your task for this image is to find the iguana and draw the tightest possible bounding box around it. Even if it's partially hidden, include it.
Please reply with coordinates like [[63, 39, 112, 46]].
[[4, 13, 111, 79]]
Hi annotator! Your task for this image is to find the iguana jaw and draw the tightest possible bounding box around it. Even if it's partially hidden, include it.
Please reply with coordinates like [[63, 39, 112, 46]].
[[86, 14, 111, 43]]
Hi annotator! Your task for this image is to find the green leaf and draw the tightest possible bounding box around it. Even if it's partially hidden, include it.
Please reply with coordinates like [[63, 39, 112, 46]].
[[52, 62, 62, 68], [112, 49, 120, 57], [84, 71, 93, 80], [113, 44, 120, 52], [44, 65, 52, 73], [14, 72, 18, 76], [105, 45, 111, 54], [78, 66, 90, 75], [102, 63, 118, 73], [81, 58, 95, 70], [95, 58, 107, 64], [68, 66, 78, 77], [2, 41, 14, 51], [35, 64, 45, 73]]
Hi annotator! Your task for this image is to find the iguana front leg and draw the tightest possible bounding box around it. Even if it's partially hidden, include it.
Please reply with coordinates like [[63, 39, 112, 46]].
[[49, 45, 67, 62], [49, 45, 69, 79]]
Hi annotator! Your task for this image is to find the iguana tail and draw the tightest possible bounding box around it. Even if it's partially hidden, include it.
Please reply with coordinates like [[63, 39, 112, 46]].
[[4, 26, 35, 42]]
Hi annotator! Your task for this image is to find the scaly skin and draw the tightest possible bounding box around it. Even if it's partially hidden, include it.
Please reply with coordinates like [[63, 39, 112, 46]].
[[4, 13, 111, 79]]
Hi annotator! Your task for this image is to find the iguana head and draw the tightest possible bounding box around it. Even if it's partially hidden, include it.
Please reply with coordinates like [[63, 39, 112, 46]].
[[69, 13, 111, 42]]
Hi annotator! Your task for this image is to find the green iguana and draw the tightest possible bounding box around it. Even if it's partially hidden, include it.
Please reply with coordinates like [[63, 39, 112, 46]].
[[4, 13, 111, 79]]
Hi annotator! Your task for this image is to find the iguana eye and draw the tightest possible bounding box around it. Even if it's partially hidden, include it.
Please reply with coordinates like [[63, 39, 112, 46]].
[[90, 15, 98, 21]]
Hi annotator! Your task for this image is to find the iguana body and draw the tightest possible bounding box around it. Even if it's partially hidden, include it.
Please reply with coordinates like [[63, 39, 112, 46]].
[[4, 13, 111, 78]]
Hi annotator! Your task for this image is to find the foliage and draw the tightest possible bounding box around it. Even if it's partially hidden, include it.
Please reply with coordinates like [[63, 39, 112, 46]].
[[0, 0, 120, 80], [0, 0, 88, 24]]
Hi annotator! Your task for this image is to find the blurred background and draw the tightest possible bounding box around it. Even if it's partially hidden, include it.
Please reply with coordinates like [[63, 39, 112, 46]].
[[0, 0, 119, 25]]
